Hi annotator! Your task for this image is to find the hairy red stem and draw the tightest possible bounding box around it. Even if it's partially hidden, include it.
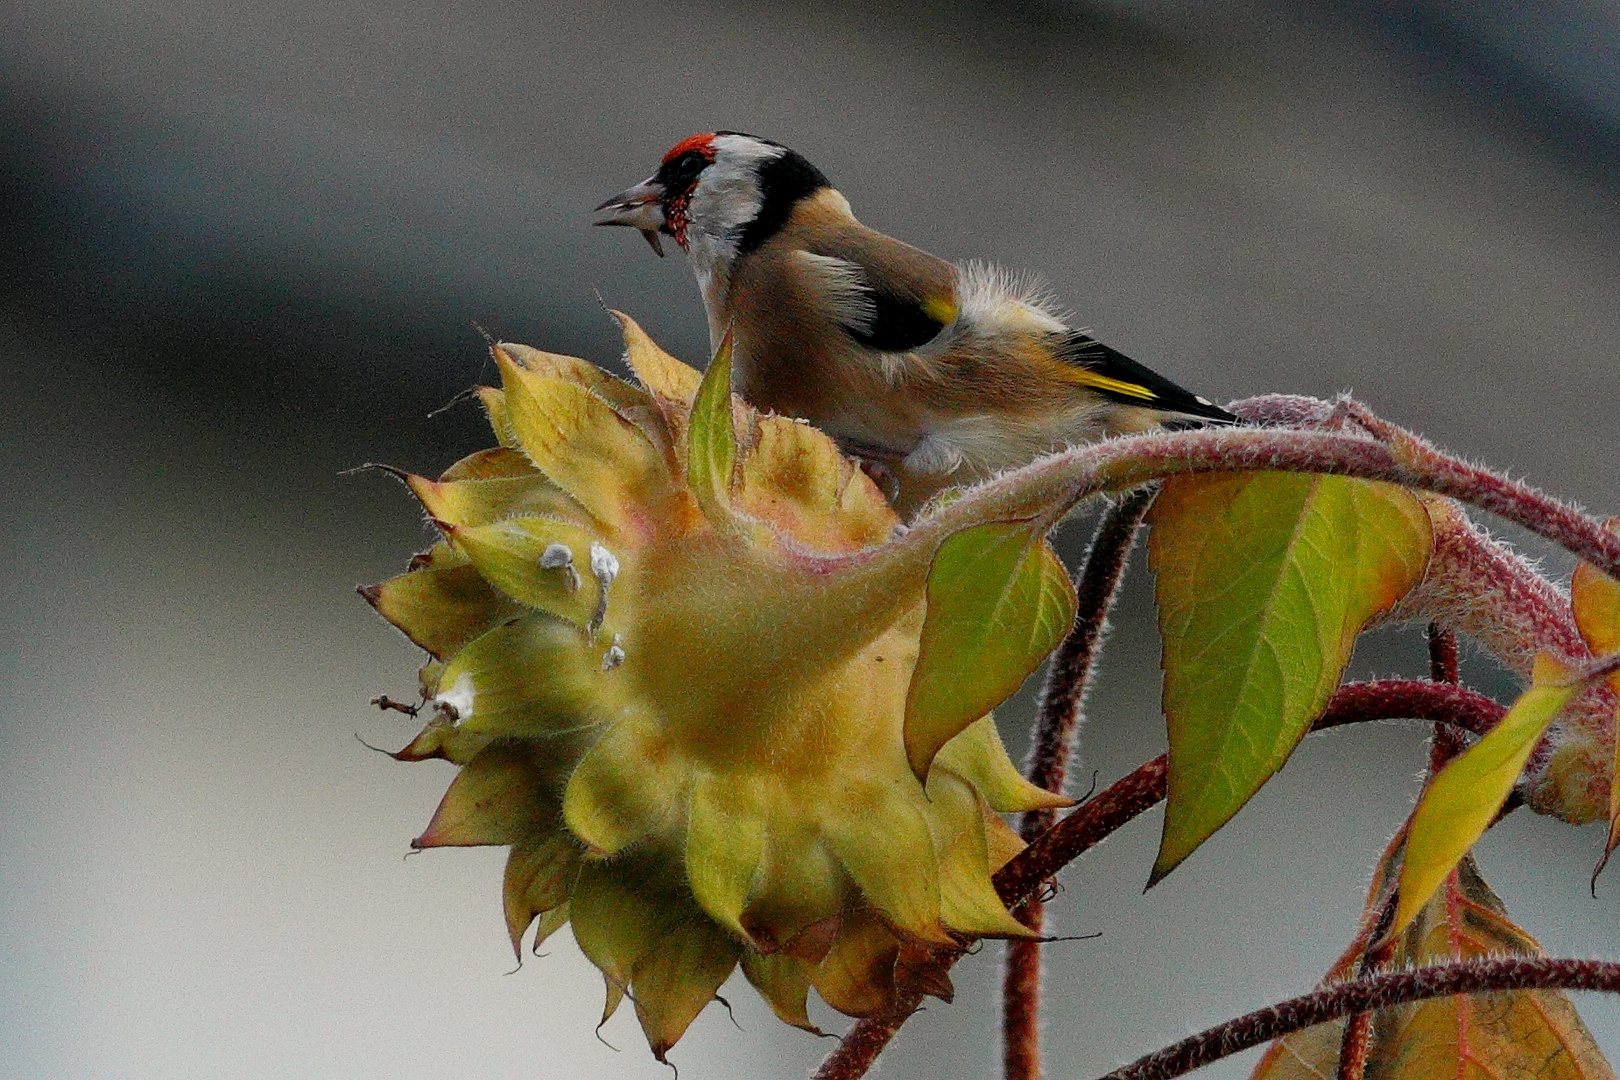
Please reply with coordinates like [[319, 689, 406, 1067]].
[[908, 406, 1620, 586], [1339, 626, 1464, 1080], [1005, 487, 1158, 1080], [1098, 957, 1620, 1080], [1426, 623, 1466, 773], [1024, 487, 1160, 828]]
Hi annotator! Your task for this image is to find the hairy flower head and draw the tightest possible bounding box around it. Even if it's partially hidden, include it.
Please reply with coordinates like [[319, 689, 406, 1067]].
[[362, 316, 1072, 1057]]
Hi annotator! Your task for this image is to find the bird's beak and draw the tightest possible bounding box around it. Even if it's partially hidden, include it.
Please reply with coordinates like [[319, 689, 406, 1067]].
[[593, 178, 667, 257]]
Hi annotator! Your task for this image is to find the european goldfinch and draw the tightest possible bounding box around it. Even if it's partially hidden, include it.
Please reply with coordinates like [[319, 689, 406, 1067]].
[[596, 131, 1236, 514]]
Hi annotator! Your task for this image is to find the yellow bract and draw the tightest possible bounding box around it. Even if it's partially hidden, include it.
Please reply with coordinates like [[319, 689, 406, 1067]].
[[1393, 654, 1578, 936], [363, 315, 1060, 1059]]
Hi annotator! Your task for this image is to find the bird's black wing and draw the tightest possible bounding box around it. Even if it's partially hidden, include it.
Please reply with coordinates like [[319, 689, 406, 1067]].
[[805, 227, 958, 354], [1057, 332, 1237, 424], [841, 288, 949, 352]]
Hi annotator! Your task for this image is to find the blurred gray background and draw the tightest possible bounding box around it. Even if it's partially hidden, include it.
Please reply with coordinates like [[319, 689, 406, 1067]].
[[4, 1, 1620, 1077]]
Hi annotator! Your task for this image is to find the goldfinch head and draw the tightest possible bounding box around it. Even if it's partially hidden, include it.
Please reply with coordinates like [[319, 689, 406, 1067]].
[[594, 132, 829, 265]]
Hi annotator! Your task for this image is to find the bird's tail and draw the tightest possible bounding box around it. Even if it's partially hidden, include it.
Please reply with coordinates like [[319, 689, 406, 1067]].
[[1055, 331, 1238, 425]]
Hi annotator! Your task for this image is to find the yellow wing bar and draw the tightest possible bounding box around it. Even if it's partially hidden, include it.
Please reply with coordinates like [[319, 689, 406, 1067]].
[[1067, 368, 1158, 401]]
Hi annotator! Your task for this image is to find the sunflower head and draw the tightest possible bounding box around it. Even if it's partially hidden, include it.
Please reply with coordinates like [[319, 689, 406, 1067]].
[[362, 315, 1070, 1057]]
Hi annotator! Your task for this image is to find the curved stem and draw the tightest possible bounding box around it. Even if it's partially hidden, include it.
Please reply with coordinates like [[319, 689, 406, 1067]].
[[895, 410, 1620, 585], [1005, 486, 1158, 1080], [1023, 487, 1161, 823], [815, 679, 1509, 1080], [812, 997, 923, 1080], [1097, 957, 1620, 1080]]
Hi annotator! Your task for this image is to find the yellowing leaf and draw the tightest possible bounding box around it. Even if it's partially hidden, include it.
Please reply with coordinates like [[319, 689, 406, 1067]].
[[494, 347, 671, 537], [822, 779, 952, 945], [740, 951, 818, 1031], [360, 543, 523, 660], [631, 916, 742, 1061], [905, 521, 1076, 781], [737, 414, 895, 553], [496, 342, 666, 447], [932, 715, 1072, 814], [810, 909, 899, 1018], [434, 613, 610, 740], [474, 387, 518, 449], [686, 330, 738, 523], [502, 833, 580, 956], [1394, 656, 1578, 935], [1251, 854, 1617, 1080], [612, 310, 702, 406], [407, 469, 592, 530], [563, 718, 687, 856], [924, 767, 1032, 939], [684, 770, 766, 940], [568, 854, 688, 1018], [1572, 535, 1620, 867], [438, 517, 604, 631], [1574, 560, 1620, 658], [1148, 473, 1432, 883], [414, 742, 553, 848], [436, 445, 537, 482]]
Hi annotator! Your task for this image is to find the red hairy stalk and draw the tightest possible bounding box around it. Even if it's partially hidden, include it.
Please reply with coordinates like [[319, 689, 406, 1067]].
[[815, 679, 1508, 1080], [1004, 486, 1158, 1080], [1338, 626, 1464, 1080], [1313, 680, 1502, 738], [910, 402, 1620, 584], [1098, 958, 1620, 1080], [1425, 622, 1468, 799], [1335, 1006, 1372, 1080], [1334, 885, 1400, 1080], [1023, 487, 1161, 830], [1428, 624, 1460, 685], [1001, 941, 1043, 1080], [811, 998, 924, 1080]]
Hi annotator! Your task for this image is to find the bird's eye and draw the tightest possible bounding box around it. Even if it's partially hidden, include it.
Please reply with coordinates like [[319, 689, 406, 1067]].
[[660, 151, 707, 188]]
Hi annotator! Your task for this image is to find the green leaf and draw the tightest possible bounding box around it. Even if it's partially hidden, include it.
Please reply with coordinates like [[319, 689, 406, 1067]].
[[932, 715, 1072, 814], [685, 329, 738, 522], [434, 612, 610, 740], [1393, 656, 1578, 935], [821, 778, 952, 945], [569, 854, 688, 1020], [904, 521, 1076, 780], [739, 951, 818, 1032], [502, 833, 580, 957], [1570, 535, 1620, 864], [493, 348, 670, 536], [1148, 473, 1432, 884]]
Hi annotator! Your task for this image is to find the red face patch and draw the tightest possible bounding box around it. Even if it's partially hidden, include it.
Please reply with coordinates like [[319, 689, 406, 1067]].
[[662, 133, 718, 165], [654, 134, 720, 250]]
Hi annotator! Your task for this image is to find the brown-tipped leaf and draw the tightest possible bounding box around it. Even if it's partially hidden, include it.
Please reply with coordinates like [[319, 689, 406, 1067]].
[[1148, 473, 1431, 884]]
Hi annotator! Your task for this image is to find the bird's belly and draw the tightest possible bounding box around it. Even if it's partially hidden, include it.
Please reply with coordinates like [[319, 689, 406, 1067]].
[[903, 405, 1112, 479]]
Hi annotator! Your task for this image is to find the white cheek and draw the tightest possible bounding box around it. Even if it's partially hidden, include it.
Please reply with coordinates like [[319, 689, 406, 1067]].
[[688, 260, 731, 348]]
